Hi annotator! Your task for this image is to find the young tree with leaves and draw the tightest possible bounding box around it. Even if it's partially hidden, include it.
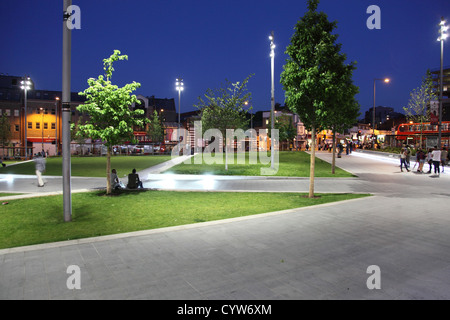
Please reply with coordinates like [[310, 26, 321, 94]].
[[325, 61, 360, 174], [280, 0, 351, 197], [147, 110, 165, 144], [268, 113, 297, 150], [195, 75, 253, 170], [71, 116, 90, 155], [0, 113, 11, 158], [403, 70, 437, 148], [77, 50, 148, 194]]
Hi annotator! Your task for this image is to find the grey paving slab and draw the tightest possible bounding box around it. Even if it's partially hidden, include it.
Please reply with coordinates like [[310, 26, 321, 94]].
[[0, 151, 450, 300]]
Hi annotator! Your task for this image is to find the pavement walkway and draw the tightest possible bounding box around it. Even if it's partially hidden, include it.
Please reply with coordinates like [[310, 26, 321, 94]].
[[0, 151, 449, 300]]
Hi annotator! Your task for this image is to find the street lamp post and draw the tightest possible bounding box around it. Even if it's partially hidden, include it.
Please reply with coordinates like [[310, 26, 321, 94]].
[[438, 17, 448, 149], [269, 31, 276, 169], [40, 107, 44, 153], [20, 77, 32, 159], [62, 0, 72, 222], [244, 101, 254, 148], [175, 78, 184, 149], [373, 77, 390, 147]]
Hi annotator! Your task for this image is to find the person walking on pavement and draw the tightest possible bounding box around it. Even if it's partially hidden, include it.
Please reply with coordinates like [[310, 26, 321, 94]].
[[426, 148, 433, 174], [400, 148, 410, 172], [416, 148, 425, 173], [431, 147, 441, 177], [405, 145, 411, 167], [34, 154, 46, 187]]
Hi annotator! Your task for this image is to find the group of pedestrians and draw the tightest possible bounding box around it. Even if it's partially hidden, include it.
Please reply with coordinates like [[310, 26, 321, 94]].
[[401, 146, 448, 177]]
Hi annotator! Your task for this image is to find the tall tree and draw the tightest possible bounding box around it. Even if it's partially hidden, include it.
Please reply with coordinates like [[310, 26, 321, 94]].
[[0, 113, 11, 158], [71, 115, 89, 155], [77, 50, 148, 194], [325, 60, 360, 174], [147, 110, 165, 143], [269, 113, 297, 150], [0, 113, 11, 146], [280, 0, 348, 197], [403, 70, 437, 148], [195, 75, 253, 170]]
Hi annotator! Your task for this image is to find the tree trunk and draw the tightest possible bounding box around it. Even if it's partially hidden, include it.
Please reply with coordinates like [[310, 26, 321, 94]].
[[106, 146, 112, 194], [309, 125, 316, 198], [420, 119, 423, 149], [331, 126, 336, 174], [225, 137, 228, 171]]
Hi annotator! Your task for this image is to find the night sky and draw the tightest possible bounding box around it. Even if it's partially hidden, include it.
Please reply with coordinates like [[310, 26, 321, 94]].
[[1, 0, 449, 118]]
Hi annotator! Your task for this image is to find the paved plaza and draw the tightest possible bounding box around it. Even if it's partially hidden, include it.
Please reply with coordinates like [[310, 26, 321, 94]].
[[0, 151, 449, 300]]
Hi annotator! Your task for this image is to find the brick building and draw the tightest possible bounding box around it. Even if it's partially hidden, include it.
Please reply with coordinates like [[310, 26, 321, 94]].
[[0, 74, 84, 158], [0, 74, 179, 158]]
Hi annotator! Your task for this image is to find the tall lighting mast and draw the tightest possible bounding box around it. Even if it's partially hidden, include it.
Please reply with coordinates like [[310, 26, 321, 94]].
[[269, 31, 275, 169], [438, 17, 448, 149]]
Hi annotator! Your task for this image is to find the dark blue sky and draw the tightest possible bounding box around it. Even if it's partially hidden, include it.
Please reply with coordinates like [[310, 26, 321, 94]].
[[1, 0, 449, 117]]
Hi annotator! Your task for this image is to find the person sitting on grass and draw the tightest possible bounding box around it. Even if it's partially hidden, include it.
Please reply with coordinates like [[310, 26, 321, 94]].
[[127, 168, 143, 189], [110, 169, 124, 190]]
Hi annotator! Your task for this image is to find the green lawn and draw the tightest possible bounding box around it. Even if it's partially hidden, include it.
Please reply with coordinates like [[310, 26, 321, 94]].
[[0, 155, 172, 177], [0, 152, 354, 178], [0, 190, 369, 249], [165, 151, 355, 177]]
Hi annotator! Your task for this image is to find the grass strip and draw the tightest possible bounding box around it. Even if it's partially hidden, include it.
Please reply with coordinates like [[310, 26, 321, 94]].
[[0, 190, 369, 249], [0, 155, 172, 177], [166, 151, 355, 177]]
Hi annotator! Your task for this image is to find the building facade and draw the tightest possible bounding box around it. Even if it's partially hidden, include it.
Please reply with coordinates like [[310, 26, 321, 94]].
[[0, 75, 180, 158], [0, 74, 85, 158]]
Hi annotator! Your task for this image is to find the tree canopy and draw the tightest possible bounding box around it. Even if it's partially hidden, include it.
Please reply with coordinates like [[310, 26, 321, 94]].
[[195, 75, 253, 170], [195, 75, 253, 135], [403, 69, 436, 124], [280, 0, 358, 196], [77, 50, 148, 193], [146, 110, 165, 143]]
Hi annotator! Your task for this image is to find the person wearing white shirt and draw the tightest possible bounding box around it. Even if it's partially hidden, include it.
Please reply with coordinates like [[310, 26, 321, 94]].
[[110, 168, 121, 189], [431, 147, 442, 176]]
